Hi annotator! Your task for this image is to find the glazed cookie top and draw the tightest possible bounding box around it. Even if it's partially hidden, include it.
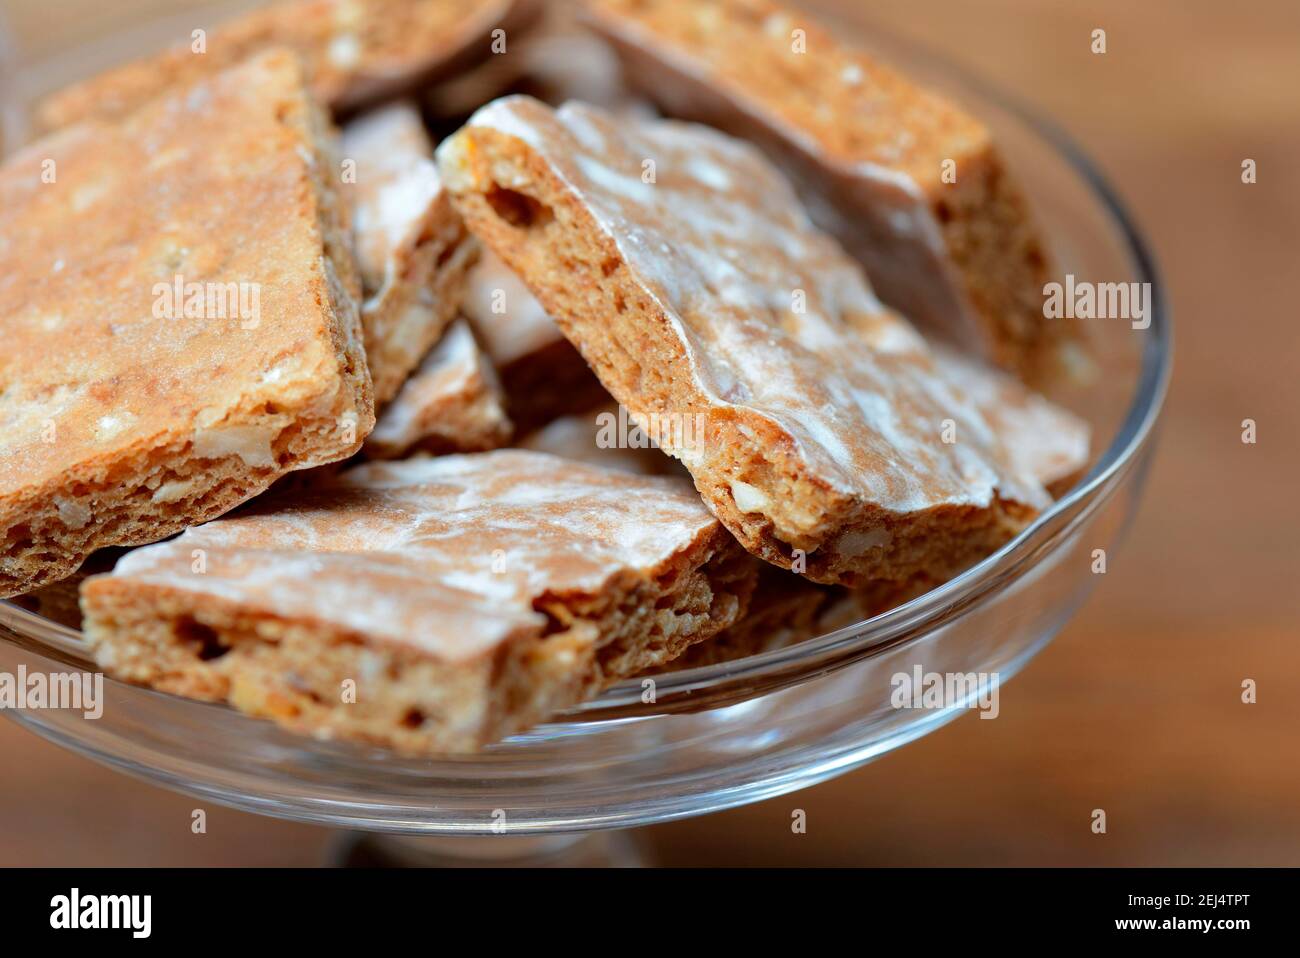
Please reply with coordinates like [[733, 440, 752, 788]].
[[930, 344, 1090, 488], [100, 451, 724, 661], [440, 97, 1051, 517]]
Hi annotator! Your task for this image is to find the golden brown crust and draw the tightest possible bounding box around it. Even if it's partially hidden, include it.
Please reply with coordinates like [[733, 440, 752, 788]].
[[35, 0, 546, 132], [0, 51, 372, 598]]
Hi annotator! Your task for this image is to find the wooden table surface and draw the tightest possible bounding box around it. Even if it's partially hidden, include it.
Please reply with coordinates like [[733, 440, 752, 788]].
[[1, 0, 1296, 866]]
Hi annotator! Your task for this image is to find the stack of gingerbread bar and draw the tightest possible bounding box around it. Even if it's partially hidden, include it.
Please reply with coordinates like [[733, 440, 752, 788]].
[[0, 0, 1089, 754]]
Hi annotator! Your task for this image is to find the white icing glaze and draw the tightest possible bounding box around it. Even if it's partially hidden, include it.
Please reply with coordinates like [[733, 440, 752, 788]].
[[585, 9, 988, 353], [106, 451, 721, 662], [929, 343, 1090, 487], [450, 99, 1054, 518]]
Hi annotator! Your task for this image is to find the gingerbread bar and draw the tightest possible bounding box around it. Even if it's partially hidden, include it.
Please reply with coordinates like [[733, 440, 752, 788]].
[[35, 0, 544, 132], [437, 97, 1076, 587], [677, 349, 1088, 666], [340, 102, 477, 404], [364, 319, 513, 459], [583, 0, 1076, 381], [0, 51, 371, 598], [461, 249, 608, 431], [81, 451, 756, 753]]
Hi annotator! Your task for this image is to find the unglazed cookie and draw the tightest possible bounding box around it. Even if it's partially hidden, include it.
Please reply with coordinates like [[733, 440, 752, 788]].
[[35, 0, 545, 131], [436, 96, 1077, 586], [461, 249, 609, 431], [81, 451, 757, 754], [341, 102, 477, 404], [0, 51, 371, 599], [582, 0, 1079, 381], [365, 319, 513, 459]]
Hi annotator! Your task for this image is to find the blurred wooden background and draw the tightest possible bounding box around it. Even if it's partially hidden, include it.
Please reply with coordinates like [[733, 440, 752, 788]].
[[1, 0, 1297, 865]]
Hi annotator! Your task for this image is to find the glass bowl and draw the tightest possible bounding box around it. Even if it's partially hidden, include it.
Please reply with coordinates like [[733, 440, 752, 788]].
[[0, 2, 1170, 836]]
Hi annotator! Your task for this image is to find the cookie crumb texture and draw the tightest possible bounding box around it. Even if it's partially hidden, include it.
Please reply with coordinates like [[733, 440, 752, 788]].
[[437, 97, 1076, 586], [0, 51, 371, 598], [584, 0, 1077, 381], [81, 451, 756, 754]]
